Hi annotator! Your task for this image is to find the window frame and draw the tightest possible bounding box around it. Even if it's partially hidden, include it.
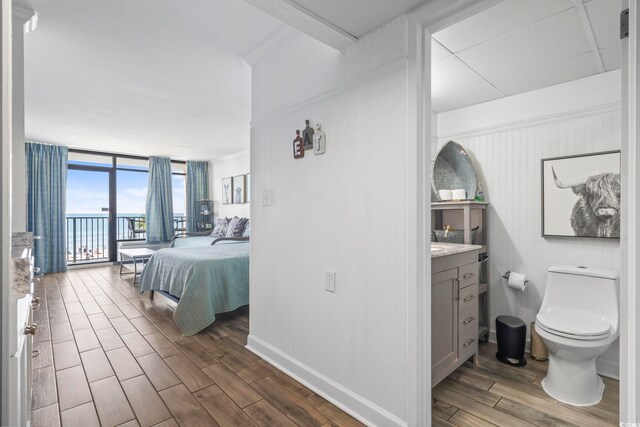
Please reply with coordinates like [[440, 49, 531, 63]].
[[67, 149, 187, 262]]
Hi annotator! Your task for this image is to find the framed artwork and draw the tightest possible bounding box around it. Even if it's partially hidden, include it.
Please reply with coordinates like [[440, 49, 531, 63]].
[[232, 175, 246, 204], [542, 150, 620, 239], [246, 173, 250, 203], [222, 177, 232, 205]]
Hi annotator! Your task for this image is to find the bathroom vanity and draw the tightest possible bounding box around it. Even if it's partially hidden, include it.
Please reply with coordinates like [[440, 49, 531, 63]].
[[431, 243, 481, 387], [8, 232, 37, 427]]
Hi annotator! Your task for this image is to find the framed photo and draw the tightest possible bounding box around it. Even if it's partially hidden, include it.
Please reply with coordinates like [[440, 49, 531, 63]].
[[542, 150, 620, 239], [246, 173, 250, 203], [222, 177, 233, 205], [232, 175, 246, 204]]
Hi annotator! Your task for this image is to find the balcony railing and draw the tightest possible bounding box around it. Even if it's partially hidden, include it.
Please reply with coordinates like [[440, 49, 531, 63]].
[[66, 215, 186, 264]]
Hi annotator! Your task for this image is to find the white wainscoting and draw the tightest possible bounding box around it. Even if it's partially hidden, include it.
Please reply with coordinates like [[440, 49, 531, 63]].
[[249, 66, 411, 423], [438, 108, 622, 378]]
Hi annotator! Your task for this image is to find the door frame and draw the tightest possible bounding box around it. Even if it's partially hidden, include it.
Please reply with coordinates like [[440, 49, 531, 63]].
[[405, 1, 503, 425], [0, 0, 11, 422], [620, 0, 639, 422], [66, 164, 117, 263]]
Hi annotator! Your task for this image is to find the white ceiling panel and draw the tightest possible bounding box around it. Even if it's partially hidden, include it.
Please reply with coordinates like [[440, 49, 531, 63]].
[[289, 0, 425, 38], [584, 0, 621, 50], [600, 44, 621, 71], [431, 57, 486, 98], [492, 52, 600, 96], [431, 0, 620, 112], [431, 39, 451, 63], [432, 0, 574, 54], [432, 83, 504, 113], [456, 8, 591, 81]]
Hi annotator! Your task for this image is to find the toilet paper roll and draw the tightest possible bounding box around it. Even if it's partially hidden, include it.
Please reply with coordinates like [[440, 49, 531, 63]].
[[508, 272, 527, 292]]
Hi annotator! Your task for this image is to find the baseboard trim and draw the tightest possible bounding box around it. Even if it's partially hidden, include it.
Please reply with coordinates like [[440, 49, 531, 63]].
[[596, 358, 620, 380], [246, 335, 406, 427], [488, 329, 619, 380]]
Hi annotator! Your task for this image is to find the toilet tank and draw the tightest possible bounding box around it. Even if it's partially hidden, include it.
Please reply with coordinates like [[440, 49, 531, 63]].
[[541, 265, 619, 329]]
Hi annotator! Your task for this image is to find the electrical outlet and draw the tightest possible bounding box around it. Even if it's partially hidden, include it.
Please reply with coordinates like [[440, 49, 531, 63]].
[[261, 190, 272, 206], [325, 270, 336, 293]]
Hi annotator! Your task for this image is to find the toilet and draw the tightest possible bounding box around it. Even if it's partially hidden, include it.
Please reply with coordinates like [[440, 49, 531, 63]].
[[535, 265, 618, 406]]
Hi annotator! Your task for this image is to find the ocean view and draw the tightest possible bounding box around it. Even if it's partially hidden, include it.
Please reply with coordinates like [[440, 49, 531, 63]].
[[66, 213, 185, 262]]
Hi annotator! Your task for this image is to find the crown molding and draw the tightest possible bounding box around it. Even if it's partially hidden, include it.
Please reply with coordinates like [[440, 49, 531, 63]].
[[12, 5, 34, 24], [210, 150, 250, 164], [243, 25, 298, 66], [241, 0, 356, 51]]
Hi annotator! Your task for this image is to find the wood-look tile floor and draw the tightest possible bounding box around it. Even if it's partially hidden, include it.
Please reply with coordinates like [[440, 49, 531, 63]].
[[31, 266, 364, 427], [432, 343, 619, 427]]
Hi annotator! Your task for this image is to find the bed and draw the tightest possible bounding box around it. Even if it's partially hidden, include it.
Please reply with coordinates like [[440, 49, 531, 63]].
[[137, 238, 250, 336]]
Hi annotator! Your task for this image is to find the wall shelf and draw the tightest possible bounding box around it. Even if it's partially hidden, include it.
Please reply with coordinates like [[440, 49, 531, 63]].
[[432, 200, 490, 342]]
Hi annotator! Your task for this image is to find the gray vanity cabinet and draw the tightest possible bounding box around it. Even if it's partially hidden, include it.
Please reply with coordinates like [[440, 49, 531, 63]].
[[431, 268, 458, 378], [431, 250, 479, 387]]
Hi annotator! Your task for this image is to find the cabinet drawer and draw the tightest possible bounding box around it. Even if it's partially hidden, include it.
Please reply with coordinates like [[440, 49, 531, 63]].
[[458, 305, 478, 333], [459, 262, 478, 289], [458, 282, 478, 312], [458, 319, 478, 357]]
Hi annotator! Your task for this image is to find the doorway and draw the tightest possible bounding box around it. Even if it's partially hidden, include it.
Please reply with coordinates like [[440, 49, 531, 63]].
[[408, 0, 635, 424]]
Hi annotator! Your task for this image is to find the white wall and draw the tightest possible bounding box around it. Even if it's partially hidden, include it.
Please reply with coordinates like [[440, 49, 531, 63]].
[[210, 152, 250, 220], [11, 10, 29, 232], [248, 19, 411, 426], [437, 71, 622, 378]]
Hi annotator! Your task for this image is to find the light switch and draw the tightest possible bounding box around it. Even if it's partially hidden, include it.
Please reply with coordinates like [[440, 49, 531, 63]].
[[261, 190, 272, 206]]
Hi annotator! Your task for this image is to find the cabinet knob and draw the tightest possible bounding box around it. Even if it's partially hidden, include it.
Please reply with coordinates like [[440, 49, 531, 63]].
[[24, 324, 37, 335], [463, 316, 476, 325], [463, 338, 476, 348], [32, 277, 40, 284], [463, 295, 475, 302], [31, 297, 40, 310], [463, 273, 475, 279], [34, 267, 41, 273]]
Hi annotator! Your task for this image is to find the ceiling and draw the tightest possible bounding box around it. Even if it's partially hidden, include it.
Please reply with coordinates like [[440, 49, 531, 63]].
[[21, 0, 622, 157], [431, 0, 621, 113], [22, 0, 284, 160]]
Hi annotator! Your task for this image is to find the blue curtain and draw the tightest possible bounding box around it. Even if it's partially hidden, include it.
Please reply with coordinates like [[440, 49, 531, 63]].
[[186, 161, 209, 232], [145, 156, 174, 242], [26, 142, 68, 274]]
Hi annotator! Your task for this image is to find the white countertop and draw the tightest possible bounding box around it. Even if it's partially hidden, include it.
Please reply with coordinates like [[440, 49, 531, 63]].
[[431, 242, 483, 258]]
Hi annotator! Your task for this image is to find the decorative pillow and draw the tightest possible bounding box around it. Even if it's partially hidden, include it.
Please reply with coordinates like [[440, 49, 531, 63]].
[[211, 218, 230, 237], [241, 220, 251, 238], [226, 216, 248, 237]]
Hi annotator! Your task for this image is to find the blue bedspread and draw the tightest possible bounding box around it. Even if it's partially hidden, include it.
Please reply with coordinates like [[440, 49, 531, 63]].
[[137, 241, 250, 336]]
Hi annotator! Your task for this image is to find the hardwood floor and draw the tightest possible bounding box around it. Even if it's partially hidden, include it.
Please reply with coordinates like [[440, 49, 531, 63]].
[[31, 266, 364, 427], [31, 265, 619, 427], [432, 342, 619, 427]]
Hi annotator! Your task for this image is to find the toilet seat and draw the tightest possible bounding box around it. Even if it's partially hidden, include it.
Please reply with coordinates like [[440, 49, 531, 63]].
[[536, 308, 610, 341]]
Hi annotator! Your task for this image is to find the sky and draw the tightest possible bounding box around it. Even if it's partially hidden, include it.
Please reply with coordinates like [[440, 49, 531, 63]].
[[67, 169, 186, 215]]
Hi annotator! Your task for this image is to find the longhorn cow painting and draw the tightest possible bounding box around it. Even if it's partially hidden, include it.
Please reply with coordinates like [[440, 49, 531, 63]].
[[542, 151, 620, 239]]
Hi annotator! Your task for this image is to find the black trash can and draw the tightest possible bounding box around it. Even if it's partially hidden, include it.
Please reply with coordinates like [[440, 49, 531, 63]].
[[495, 315, 527, 366]]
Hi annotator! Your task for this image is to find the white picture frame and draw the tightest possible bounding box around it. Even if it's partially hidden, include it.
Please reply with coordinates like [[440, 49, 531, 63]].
[[542, 150, 620, 239], [232, 175, 246, 204], [222, 177, 232, 205]]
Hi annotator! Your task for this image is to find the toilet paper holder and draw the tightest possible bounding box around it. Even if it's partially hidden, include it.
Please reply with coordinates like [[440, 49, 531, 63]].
[[502, 271, 530, 285]]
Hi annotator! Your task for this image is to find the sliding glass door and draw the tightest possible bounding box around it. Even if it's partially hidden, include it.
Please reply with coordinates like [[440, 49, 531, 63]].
[[66, 149, 186, 266], [66, 167, 114, 264]]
